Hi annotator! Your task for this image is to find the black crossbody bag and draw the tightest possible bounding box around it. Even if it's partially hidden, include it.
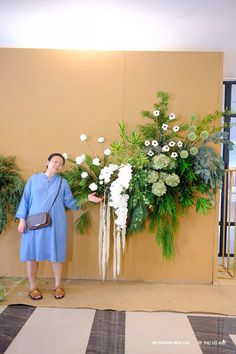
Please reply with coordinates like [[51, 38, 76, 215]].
[[27, 177, 63, 230]]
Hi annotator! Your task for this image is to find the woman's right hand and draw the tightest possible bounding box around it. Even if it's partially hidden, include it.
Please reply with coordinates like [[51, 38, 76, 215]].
[[18, 219, 26, 233]]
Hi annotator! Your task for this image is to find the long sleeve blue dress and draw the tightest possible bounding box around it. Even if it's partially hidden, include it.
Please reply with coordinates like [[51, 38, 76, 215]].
[[15, 173, 79, 262]]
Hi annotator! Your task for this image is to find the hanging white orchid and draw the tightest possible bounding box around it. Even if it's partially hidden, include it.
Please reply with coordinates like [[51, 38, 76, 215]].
[[98, 164, 132, 280]]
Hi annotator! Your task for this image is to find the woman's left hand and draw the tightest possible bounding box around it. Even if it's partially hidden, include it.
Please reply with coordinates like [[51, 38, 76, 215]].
[[88, 193, 102, 203]]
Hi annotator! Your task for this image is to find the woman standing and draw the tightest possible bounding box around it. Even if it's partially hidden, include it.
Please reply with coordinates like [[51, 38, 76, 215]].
[[16, 153, 101, 300]]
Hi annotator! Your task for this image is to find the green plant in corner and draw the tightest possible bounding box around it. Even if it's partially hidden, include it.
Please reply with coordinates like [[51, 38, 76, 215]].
[[0, 155, 25, 233]]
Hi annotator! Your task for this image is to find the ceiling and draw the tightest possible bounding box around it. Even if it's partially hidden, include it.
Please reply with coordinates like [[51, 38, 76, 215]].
[[0, 0, 236, 77]]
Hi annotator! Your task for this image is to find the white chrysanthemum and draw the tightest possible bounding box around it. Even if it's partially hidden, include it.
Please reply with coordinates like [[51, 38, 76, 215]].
[[169, 113, 176, 120], [75, 154, 86, 165], [177, 141, 183, 147], [92, 157, 100, 166], [171, 152, 178, 158], [80, 134, 87, 141], [151, 140, 158, 147], [162, 145, 170, 152], [97, 137, 105, 143], [89, 182, 98, 191], [148, 150, 154, 157], [153, 110, 160, 117], [173, 125, 180, 132], [144, 140, 150, 146], [62, 152, 68, 160], [81, 171, 88, 178], [104, 148, 111, 156], [169, 141, 176, 147], [162, 124, 168, 131]]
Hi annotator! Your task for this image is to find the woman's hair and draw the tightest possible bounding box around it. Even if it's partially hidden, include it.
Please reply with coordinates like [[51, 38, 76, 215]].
[[47, 153, 65, 165]]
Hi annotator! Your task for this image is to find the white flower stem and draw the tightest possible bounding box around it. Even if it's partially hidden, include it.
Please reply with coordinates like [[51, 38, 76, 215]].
[[98, 201, 104, 276], [122, 227, 126, 253], [113, 224, 117, 280], [106, 195, 110, 264], [101, 200, 106, 281], [117, 228, 121, 276]]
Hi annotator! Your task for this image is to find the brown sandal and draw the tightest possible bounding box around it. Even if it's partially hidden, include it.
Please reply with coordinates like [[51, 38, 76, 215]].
[[29, 287, 43, 300], [54, 286, 65, 299]]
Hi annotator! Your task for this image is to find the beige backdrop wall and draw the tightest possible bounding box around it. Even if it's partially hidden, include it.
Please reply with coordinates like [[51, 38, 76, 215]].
[[0, 49, 223, 283]]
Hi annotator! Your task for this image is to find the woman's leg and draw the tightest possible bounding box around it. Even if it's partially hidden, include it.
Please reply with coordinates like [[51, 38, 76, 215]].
[[51, 262, 64, 299], [27, 261, 42, 300], [27, 260, 39, 289], [51, 262, 63, 288]]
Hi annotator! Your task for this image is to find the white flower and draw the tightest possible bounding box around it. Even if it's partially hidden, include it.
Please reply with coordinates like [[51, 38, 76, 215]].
[[99, 180, 104, 185], [177, 141, 183, 147], [92, 157, 100, 166], [62, 152, 68, 160], [104, 148, 111, 156], [169, 113, 176, 120], [97, 137, 105, 143], [151, 140, 158, 147], [109, 164, 132, 230], [80, 134, 87, 141], [171, 152, 178, 158], [148, 150, 154, 156], [109, 164, 118, 171], [162, 145, 170, 152], [173, 125, 180, 132], [81, 172, 88, 178], [169, 141, 176, 147], [89, 182, 98, 191], [162, 124, 168, 131], [75, 154, 86, 165], [144, 140, 150, 146], [99, 164, 117, 183], [153, 110, 160, 117]]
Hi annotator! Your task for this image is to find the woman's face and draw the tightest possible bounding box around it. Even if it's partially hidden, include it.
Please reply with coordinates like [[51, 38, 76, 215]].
[[47, 156, 64, 175]]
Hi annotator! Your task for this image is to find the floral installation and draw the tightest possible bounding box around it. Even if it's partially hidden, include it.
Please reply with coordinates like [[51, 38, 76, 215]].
[[63, 134, 133, 279], [63, 92, 233, 279]]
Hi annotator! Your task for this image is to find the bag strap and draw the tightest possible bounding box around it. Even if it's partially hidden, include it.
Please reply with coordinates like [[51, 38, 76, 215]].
[[48, 177, 63, 212]]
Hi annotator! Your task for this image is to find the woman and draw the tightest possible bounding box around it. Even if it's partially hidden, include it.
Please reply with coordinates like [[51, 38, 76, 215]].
[[16, 153, 101, 300]]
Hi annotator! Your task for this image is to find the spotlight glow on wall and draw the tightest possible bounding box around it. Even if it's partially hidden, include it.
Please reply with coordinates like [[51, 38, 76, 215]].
[[2, 2, 162, 50]]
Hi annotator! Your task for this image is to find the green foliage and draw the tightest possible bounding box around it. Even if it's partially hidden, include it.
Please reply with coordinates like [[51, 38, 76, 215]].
[[196, 197, 212, 215], [0, 155, 25, 233], [127, 169, 152, 234], [194, 146, 225, 192], [0, 283, 6, 301], [74, 211, 91, 234], [149, 192, 178, 258], [177, 185, 195, 211], [154, 91, 170, 115], [111, 121, 148, 168], [62, 165, 97, 236]]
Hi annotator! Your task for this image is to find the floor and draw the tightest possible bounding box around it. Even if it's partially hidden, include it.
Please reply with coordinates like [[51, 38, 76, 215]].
[[1, 272, 236, 354], [1, 304, 236, 354]]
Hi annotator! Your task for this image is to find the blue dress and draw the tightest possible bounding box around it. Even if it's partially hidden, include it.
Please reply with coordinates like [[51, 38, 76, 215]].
[[15, 173, 79, 262]]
